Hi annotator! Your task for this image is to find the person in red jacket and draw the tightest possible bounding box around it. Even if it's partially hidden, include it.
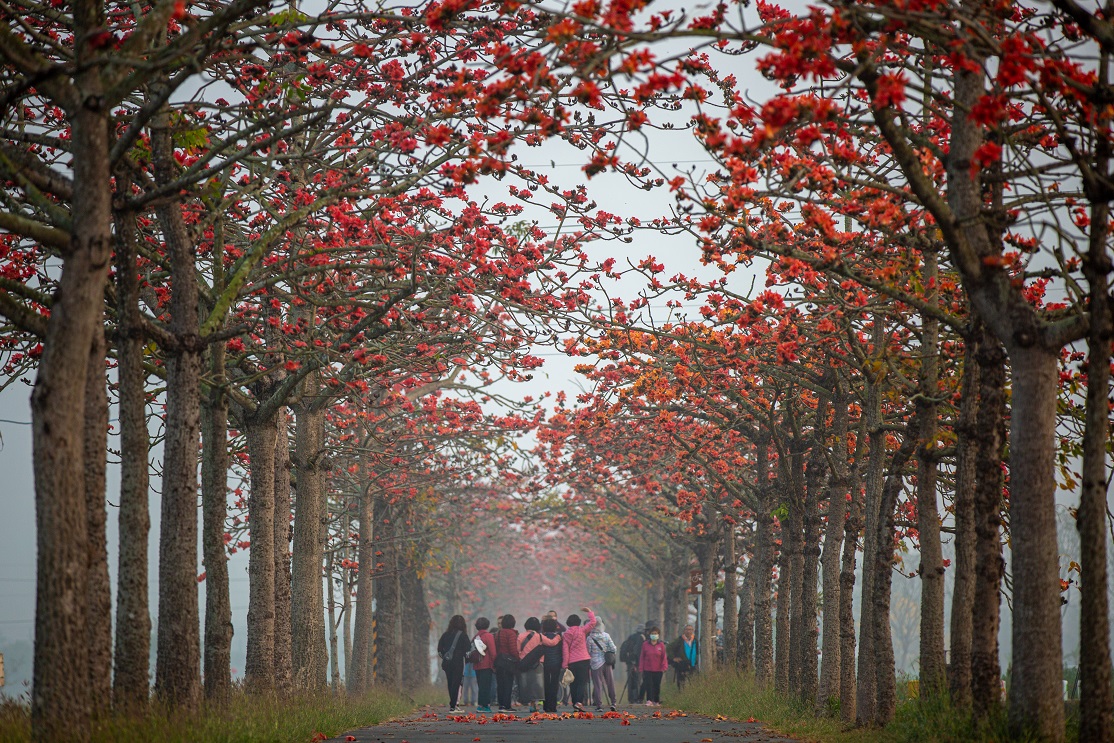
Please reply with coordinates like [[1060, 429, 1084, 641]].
[[639, 626, 668, 706], [471, 617, 497, 713], [493, 614, 521, 711]]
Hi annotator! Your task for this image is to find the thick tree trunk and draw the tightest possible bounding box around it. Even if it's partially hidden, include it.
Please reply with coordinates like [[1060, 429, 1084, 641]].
[[1077, 104, 1114, 741], [856, 316, 886, 726], [774, 510, 793, 694], [200, 358, 233, 700], [916, 248, 947, 697], [736, 551, 754, 673], [112, 208, 151, 709], [292, 402, 329, 692], [1005, 347, 1064, 740], [30, 13, 110, 738], [698, 536, 719, 673], [753, 438, 775, 683], [244, 412, 278, 692], [948, 335, 980, 710], [152, 110, 202, 709], [819, 385, 849, 711], [839, 414, 866, 722], [401, 567, 431, 689], [348, 491, 375, 693], [273, 413, 293, 693], [722, 529, 738, 669], [799, 442, 824, 705], [870, 434, 916, 726], [783, 450, 805, 696], [374, 502, 400, 689], [971, 337, 1006, 723], [84, 314, 112, 714]]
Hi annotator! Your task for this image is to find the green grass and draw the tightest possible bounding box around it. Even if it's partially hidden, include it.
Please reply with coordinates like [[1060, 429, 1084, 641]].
[[0, 686, 438, 743], [670, 671, 1060, 743]]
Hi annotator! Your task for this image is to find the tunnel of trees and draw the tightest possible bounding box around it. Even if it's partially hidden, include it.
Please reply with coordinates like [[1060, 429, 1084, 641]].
[[1, 0, 1113, 742]]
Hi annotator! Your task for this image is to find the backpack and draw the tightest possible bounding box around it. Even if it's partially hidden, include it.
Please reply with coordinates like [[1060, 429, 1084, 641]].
[[517, 633, 544, 672], [619, 632, 642, 663]]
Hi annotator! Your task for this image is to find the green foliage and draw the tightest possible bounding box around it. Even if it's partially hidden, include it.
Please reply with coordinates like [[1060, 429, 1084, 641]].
[[0, 687, 433, 743], [671, 671, 1074, 743]]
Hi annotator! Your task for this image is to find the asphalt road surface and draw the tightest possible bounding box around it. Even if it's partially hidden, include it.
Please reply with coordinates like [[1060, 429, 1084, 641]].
[[328, 706, 799, 743]]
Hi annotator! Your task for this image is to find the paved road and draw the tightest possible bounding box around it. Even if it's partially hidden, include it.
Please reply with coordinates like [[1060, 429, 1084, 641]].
[[328, 705, 798, 742]]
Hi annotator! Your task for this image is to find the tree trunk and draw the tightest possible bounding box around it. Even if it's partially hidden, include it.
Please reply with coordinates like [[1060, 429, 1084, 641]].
[[736, 550, 754, 674], [819, 383, 850, 711], [273, 412, 293, 693], [916, 247, 947, 697], [856, 316, 886, 726], [722, 529, 738, 669], [799, 442, 824, 705], [698, 536, 718, 673], [327, 545, 341, 693], [1004, 347, 1064, 740], [840, 414, 869, 722], [948, 335, 980, 710], [200, 355, 233, 700], [84, 312, 112, 714], [292, 402, 329, 692], [374, 500, 400, 689], [774, 504, 793, 694], [1076, 94, 1114, 741], [401, 567, 431, 689], [971, 336, 1006, 723], [348, 491, 375, 693], [871, 433, 916, 726], [152, 108, 202, 709], [753, 437, 775, 683], [112, 206, 151, 709], [244, 412, 278, 693]]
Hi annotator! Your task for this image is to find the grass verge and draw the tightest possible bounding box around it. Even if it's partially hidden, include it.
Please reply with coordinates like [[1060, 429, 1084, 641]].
[[670, 671, 1053, 743], [0, 686, 438, 743]]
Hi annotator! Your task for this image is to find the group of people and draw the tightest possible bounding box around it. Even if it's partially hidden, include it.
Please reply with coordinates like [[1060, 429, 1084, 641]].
[[437, 607, 618, 714], [438, 610, 703, 713], [618, 622, 701, 705]]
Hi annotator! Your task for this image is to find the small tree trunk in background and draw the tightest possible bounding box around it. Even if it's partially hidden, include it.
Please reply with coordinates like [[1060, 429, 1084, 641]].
[[856, 315, 886, 726], [200, 356, 232, 700], [292, 401, 329, 692], [1077, 100, 1114, 742], [819, 383, 850, 711], [348, 490, 375, 693], [971, 337, 1006, 723], [327, 547, 340, 693], [152, 108, 202, 709], [84, 313, 112, 714], [840, 416, 868, 722], [343, 510, 354, 685], [401, 567, 432, 689], [948, 336, 980, 710], [722, 529, 738, 669], [774, 503, 793, 695], [916, 247, 947, 697], [737, 553, 754, 673], [112, 207, 151, 709], [784, 451, 806, 697], [753, 437, 775, 683], [244, 411, 278, 693], [799, 439, 825, 705], [273, 412, 293, 694], [871, 434, 916, 726]]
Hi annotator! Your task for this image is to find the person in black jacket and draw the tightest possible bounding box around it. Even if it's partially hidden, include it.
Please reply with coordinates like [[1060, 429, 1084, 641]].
[[538, 616, 564, 712], [620, 624, 646, 703], [438, 614, 470, 712]]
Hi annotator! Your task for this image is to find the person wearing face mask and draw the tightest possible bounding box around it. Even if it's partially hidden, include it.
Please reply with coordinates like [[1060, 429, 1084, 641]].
[[638, 626, 668, 706]]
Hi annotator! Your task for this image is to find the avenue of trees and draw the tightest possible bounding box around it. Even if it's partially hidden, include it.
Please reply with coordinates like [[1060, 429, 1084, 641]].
[[1, 1, 1113, 743]]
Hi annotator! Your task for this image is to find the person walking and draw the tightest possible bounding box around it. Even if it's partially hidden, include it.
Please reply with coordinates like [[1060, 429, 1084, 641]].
[[516, 616, 544, 711], [538, 616, 564, 712], [470, 617, 496, 713], [560, 607, 597, 712], [668, 624, 699, 691], [639, 626, 668, 706], [493, 614, 521, 711], [620, 623, 646, 703], [438, 614, 470, 712], [588, 620, 618, 711], [462, 659, 477, 707]]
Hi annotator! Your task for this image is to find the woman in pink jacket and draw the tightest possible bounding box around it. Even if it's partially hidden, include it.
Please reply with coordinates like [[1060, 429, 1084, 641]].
[[638, 626, 668, 706], [560, 607, 596, 711]]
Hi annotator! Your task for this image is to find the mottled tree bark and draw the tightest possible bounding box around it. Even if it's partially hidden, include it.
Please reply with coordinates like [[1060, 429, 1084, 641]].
[[374, 500, 400, 688], [152, 107, 202, 709], [753, 437, 775, 684], [722, 529, 739, 669], [736, 551, 754, 674], [200, 355, 232, 700], [916, 247, 947, 697], [774, 503, 793, 694], [971, 336, 1006, 724], [840, 415, 868, 722], [870, 433, 916, 726], [348, 490, 375, 693], [84, 305, 112, 715], [112, 206, 151, 709], [819, 383, 850, 711], [401, 567, 431, 689], [273, 412, 293, 693], [948, 337, 979, 710], [327, 546, 341, 692], [697, 535, 719, 673], [292, 401, 329, 692], [244, 412, 278, 692], [799, 439, 825, 705]]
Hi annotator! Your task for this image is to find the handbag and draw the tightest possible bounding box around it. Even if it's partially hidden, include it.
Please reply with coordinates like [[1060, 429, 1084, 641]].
[[441, 631, 463, 671], [561, 667, 574, 686], [592, 635, 616, 668]]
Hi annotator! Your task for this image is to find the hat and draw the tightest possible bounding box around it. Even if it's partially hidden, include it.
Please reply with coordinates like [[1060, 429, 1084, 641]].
[[635, 623, 645, 632]]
